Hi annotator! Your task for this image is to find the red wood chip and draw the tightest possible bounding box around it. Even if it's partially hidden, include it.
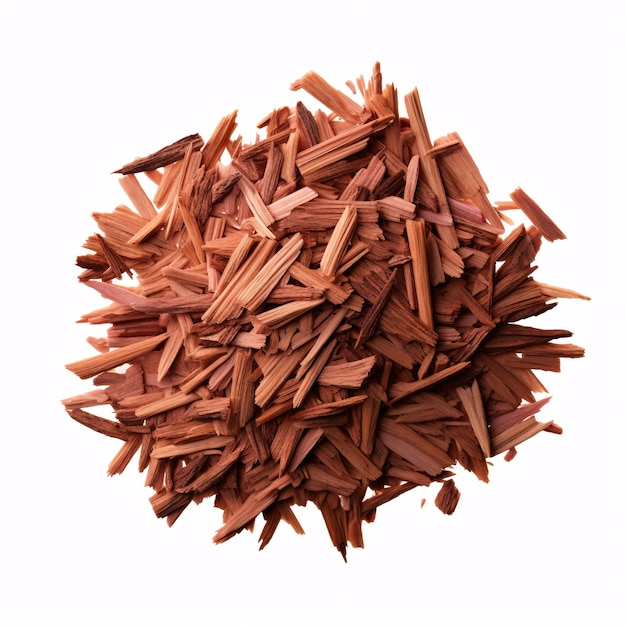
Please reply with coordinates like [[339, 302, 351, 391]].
[[63, 63, 588, 559]]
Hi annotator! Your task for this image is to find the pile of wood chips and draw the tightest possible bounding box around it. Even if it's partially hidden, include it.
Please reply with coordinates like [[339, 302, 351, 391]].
[[63, 63, 587, 559]]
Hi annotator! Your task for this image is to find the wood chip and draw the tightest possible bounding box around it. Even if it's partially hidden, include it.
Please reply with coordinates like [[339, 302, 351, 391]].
[[64, 62, 587, 559]]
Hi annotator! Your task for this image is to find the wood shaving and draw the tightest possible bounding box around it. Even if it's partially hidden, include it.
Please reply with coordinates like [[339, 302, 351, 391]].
[[63, 62, 588, 559]]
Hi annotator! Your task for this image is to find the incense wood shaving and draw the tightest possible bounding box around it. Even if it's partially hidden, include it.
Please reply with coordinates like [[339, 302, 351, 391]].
[[63, 62, 588, 560]]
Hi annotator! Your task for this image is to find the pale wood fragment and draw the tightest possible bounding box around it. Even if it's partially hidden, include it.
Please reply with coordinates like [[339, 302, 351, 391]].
[[201, 111, 238, 170], [238, 234, 303, 312], [291, 71, 366, 124], [66, 333, 169, 380], [317, 356, 377, 388], [319, 205, 358, 277], [237, 174, 276, 239], [267, 186, 318, 221], [119, 174, 158, 219], [135, 390, 200, 420]]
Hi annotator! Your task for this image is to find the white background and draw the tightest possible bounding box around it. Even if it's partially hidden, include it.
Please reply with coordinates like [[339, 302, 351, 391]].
[[1, 1, 623, 624]]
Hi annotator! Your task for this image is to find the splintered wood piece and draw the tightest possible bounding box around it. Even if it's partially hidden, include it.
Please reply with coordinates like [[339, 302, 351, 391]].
[[317, 355, 377, 388], [434, 479, 460, 515], [404, 88, 458, 249], [255, 346, 309, 409], [151, 435, 235, 460], [319, 205, 358, 277], [355, 267, 397, 348], [118, 174, 158, 219], [238, 234, 303, 311], [135, 390, 200, 420], [537, 282, 591, 302], [389, 362, 471, 405], [66, 333, 169, 380], [213, 473, 293, 544], [406, 218, 434, 329], [114, 134, 204, 175], [430, 132, 504, 232], [404, 155, 420, 202], [293, 339, 337, 408], [490, 417, 555, 457], [267, 186, 318, 221], [489, 396, 552, 437], [291, 71, 366, 125], [295, 115, 394, 178], [254, 297, 325, 330], [296, 308, 348, 379], [457, 380, 490, 458], [201, 111, 239, 170], [202, 238, 277, 324], [509, 187, 566, 241], [157, 317, 184, 382], [107, 435, 143, 476], [295, 395, 368, 420], [237, 174, 276, 239], [64, 62, 586, 559], [67, 408, 130, 440]]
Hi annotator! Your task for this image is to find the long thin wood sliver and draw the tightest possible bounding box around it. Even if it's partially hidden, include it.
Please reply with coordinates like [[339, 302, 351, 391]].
[[151, 435, 235, 460], [135, 390, 201, 419], [295, 395, 368, 420], [406, 218, 434, 329], [114, 134, 204, 174], [213, 473, 293, 544], [296, 308, 348, 380], [237, 174, 276, 239], [356, 268, 397, 348], [389, 361, 471, 405], [66, 408, 129, 440], [293, 338, 337, 408], [66, 333, 169, 380], [255, 297, 325, 330]]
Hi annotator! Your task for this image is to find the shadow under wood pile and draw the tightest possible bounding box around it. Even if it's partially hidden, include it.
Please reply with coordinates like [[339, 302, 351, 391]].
[[63, 63, 588, 559]]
